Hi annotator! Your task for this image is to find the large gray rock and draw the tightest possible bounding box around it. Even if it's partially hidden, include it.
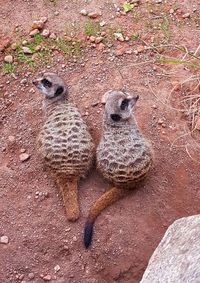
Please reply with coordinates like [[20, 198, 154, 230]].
[[140, 215, 200, 283]]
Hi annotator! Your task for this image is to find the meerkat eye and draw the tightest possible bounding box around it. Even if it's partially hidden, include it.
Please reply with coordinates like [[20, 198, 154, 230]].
[[120, 99, 129, 110], [41, 78, 52, 88], [54, 86, 64, 97], [110, 114, 121, 122]]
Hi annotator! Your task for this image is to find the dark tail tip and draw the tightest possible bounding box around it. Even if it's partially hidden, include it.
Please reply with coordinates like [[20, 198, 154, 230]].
[[84, 221, 93, 249]]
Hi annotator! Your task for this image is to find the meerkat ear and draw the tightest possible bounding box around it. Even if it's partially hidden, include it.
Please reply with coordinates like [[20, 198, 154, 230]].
[[129, 95, 139, 108], [54, 86, 64, 97], [101, 90, 112, 104]]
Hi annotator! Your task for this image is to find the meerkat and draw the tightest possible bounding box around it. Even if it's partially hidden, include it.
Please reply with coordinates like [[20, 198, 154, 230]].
[[32, 73, 94, 222], [84, 90, 153, 248]]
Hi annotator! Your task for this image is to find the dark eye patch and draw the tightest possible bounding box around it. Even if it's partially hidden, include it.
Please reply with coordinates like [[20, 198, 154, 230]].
[[110, 114, 121, 122], [54, 86, 64, 97], [41, 78, 52, 88], [120, 99, 129, 110]]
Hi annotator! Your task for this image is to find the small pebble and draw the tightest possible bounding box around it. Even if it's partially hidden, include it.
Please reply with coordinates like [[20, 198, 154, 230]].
[[80, 9, 88, 16], [43, 275, 51, 281], [8, 135, 15, 142], [100, 21, 106, 27], [114, 32, 124, 42], [54, 11, 59, 16], [20, 78, 28, 85], [88, 11, 101, 19], [182, 13, 190, 18], [35, 45, 42, 52], [41, 16, 48, 23], [19, 153, 30, 162], [49, 33, 57, 39], [158, 118, 164, 125], [29, 29, 39, 37], [137, 45, 145, 53], [22, 47, 33, 54], [31, 20, 45, 30], [95, 36, 103, 44], [42, 29, 50, 38], [91, 102, 98, 107], [11, 43, 17, 50], [73, 236, 77, 242], [4, 55, 13, 63], [22, 40, 28, 46], [28, 273, 35, 280], [89, 36, 96, 43], [54, 265, 60, 272], [0, 236, 9, 244]]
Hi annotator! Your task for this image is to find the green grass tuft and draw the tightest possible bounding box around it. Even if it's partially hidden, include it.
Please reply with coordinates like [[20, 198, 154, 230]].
[[131, 33, 140, 41], [84, 20, 100, 36], [123, 1, 134, 13], [2, 63, 14, 74]]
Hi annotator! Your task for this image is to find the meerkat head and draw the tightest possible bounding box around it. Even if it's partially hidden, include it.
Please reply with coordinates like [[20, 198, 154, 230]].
[[103, 90, 139, 123], [32, 72, 67, 100]]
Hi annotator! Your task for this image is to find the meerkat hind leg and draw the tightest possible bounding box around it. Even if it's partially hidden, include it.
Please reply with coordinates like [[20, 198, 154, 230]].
[[56, 174, 79, 222]]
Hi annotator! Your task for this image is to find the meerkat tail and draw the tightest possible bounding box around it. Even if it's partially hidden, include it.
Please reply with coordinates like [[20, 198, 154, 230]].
[[56, 175, 79, 222], [84, 187, 127, 248]]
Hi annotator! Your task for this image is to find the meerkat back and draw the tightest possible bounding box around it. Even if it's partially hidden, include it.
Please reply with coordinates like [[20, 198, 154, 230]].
[[33, 73, 94, 221]]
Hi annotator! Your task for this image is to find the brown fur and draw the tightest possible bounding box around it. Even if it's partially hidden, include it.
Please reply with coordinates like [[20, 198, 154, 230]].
[[33, 73, 94, 221], [84, 90, 153, 247]]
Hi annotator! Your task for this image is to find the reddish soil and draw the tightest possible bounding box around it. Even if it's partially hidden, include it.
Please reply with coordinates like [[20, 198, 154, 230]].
[[0, 1, 200, 283]]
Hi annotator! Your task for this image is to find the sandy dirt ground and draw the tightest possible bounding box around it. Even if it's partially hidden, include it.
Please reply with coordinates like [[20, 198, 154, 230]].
[[0, 0, 200, 282]]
